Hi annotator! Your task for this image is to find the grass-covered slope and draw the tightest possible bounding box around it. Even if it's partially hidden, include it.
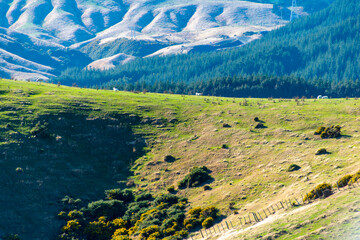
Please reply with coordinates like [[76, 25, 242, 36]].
[[0, 79, 359, 239]]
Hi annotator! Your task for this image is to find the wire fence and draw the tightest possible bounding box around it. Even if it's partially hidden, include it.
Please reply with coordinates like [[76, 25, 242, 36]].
[[188, 178, 360, 239]]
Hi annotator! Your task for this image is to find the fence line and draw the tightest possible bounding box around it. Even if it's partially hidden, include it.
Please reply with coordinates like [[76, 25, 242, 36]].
[[189, 178, 359, 239]]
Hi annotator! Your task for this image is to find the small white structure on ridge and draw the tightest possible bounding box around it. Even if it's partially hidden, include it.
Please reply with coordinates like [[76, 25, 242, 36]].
[[317, 95, 329, 99]]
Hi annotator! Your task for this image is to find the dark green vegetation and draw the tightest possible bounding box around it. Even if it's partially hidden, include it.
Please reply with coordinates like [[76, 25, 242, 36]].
[[55, 0, 359, 98], [316, 148, 329, 155], [314, 125, 341, 138], [177, 166, 212, 189], [336, 170, 360, 187], [303, 183, 333, 202], [58, 189, 220, 240], [287, 164, 301, 172]]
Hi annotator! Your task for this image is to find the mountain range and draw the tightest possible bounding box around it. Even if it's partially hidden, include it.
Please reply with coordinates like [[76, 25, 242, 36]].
[[0, 0, 333, 80]]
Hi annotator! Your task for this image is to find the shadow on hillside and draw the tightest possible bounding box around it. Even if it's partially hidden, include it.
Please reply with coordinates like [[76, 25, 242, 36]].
[[0, 112, 146, 239]]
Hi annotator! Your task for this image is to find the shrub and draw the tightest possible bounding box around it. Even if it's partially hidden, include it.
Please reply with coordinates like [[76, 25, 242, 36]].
[[254, 123, 266, 129], [85, 200, 125, 220], [154, 194, 180, 205], [221, 144, 229, 149], [164, 155, 176, 162], [223, 123, 231, 128], [336, 174, 352, 187], [200, 206, 219, 219], [178, 166, 212, 188], [174, 229, 188, 238], [68, 210, 83, 219], [314, 126, 325, 135], [112, 235, 130, 240], [350, 170, 360, 183], [84, 216, 113, 240], [136, 192, 153, 202], [315, 148, 329, 155], [112, 218, 127, 228], [303, 183, 332, 202], [315, 125, 341, 138], [112, 228, 129, 239], [62, 219, 81, 233], [287, 164, 301, 172], [188, 207, 202, 217], [139, 225, 160, 239], [203, 185, 212, 191], [167, 186, 176, 193], [58, 211, 67, 220], [202, 217, 214, 228], [183, 218, 201, 229], [254, 117, 259, 122], [105, 189, 134, 203]]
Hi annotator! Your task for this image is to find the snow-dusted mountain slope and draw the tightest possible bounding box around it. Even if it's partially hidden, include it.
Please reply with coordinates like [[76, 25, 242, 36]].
[[0, 0, 310, 80], [86, 53, 135, 70]]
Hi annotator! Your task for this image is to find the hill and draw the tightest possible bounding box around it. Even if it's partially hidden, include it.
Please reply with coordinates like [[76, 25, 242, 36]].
[[0, 79, 359, 239], [55, 0, 359, 97], [0, 0, 331, 80]]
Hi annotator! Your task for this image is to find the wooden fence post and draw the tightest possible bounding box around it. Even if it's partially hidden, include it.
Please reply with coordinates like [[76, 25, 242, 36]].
[[271, 205, 276, 213], [267, 208, 272, 215], [239, 217, 243, 225], [279, 201, 284, 209], [217, 225, 221, 233], [225, 221, 230, 230], [263, 209, 268, 218], [230, 220, 234, 228], [252, 212, 258, 222], [257, 212, 263, 221], [200, 230, 204, 238]]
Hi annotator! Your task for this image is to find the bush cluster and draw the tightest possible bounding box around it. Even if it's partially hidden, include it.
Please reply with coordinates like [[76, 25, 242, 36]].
[[178, 166, 212, 189], [315, 148, 329, 155], [164, 155, 176, 162], [314, 125, 341, 138], [287, 164, 301, 172], [58, 189, 210, 240], [184, 206, 219, 230], [303, 183, 332, 202], [335, 170, 360, 187]]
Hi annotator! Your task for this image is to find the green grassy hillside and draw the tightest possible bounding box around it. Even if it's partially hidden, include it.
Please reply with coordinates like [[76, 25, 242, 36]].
[[0, 79, 359, 239]]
